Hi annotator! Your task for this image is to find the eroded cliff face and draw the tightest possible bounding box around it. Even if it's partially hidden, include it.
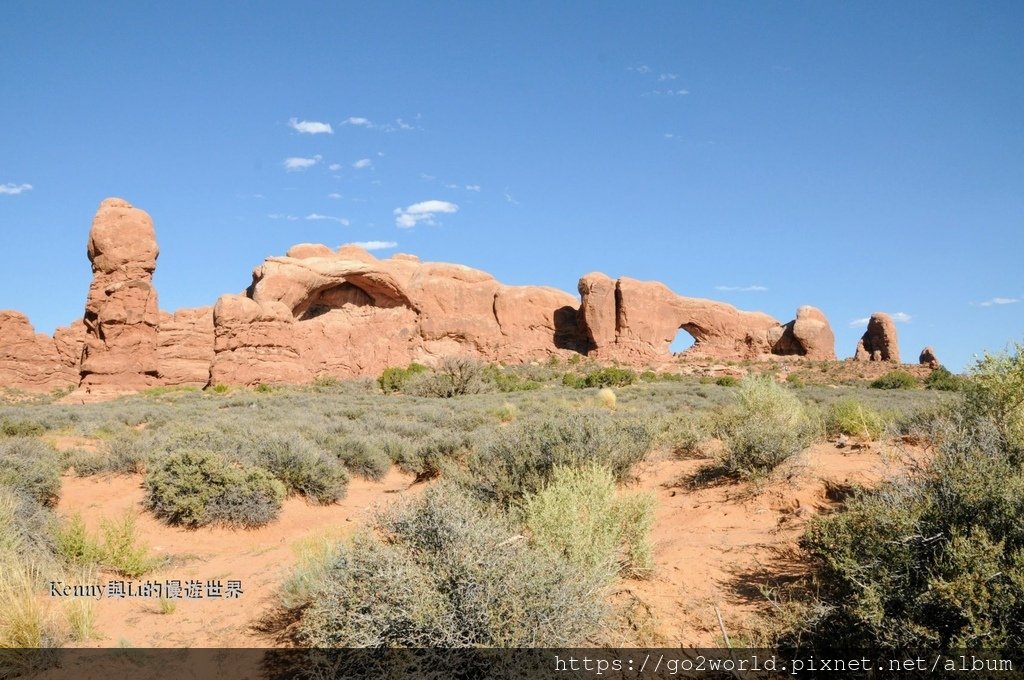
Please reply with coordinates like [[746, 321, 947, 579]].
[[575, 274, 837, 362], [854, 312, 901, 363], [0, 197, 855, 394]]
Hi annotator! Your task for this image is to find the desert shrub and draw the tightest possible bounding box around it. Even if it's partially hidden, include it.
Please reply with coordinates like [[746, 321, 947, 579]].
[[925, 366, 964, 392], [378, 363, 429, 394], [98, 513, 160, 578], [656, 410, 712, 458], [483, 365, 542, 392], [295, 485, 606, 647], [795, 417, 1024, 650], [405, 357, 489, 398], [210, 384, 230, 394], [715, 375, 739, 387], [596, 387, 617, 410], [316, 432, 391, 481], [394, 428, 468, 481], [826, 398, 888, 440], [713, 376, 818, 478], [62, 448, 107, 476], [53, 514, 103, 567], [870, 370, 919, 390], [101, 433, 148, 474], [249, 433, 348, 503], [0, 438, 61, 506], [0, 419, 46, 437], [0, 485, 55, 562], [523, 464, 655, 581], [561, 372, 585, 388], [964, 341, 1024, 448], [464, 411, 652, 506], [145, 450, 285, 527], [583, 366, 636, 388], [639, 370, 658, 382], [785, 373, 806, 388]]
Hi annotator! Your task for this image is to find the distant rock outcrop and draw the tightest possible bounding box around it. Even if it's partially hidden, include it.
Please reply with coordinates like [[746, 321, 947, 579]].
[[576, 275, 836, 362], [854, 312, 900, 363], [79, 198, 161, 390], [919, 346, 940, 369], [0, 312, 77, 390], [0, 197, 865, 394]]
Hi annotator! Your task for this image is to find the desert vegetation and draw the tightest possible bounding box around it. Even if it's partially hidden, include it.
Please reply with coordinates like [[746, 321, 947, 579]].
[[4, 345, 1021, 653]]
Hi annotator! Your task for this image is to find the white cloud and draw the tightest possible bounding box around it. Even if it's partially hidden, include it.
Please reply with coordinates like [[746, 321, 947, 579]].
[[0, 183, 32, 195], [345, 116, 373, 127], [465, 184, 481, 192], [644, 89, 690, 96], [978, 297, 1020, 307], [444, 183, 459, 189], [288, 117, 333, 134], [352, 158, 372, 169], [346, 240, 397, 251], [628, 65, 652, 74], [327, 192, 342, 199], [283, 155, 322, 171], [504, 187, 520, 205], [305, 213, 350, 226], [714, 285, 768, 292], [658, 73, 678, 81], [393, 199, 459, 228], [328, 163, 342, 171], [848, 312, 913, 328], [343, 116, 416, 132], [267, 213, 299, 221]]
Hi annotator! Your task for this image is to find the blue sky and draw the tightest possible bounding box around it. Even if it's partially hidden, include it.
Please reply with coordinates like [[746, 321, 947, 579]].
[[1, 2, 1021, 371]]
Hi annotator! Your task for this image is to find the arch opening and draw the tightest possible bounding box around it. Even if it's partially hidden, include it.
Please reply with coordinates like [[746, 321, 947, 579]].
[[670, 326, 696, 355], [294, 277, 409, 321]]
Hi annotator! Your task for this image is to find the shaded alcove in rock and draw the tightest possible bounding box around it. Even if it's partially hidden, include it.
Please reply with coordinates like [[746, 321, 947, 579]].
[[292, 276, 415, 322]]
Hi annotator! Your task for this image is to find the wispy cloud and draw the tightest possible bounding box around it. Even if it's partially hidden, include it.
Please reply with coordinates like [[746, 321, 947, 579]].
[[346, 240, 398, 251], [305, 213, 350, 226], [267, 213, 299, 221], [393, 199, 459, 228], [465, 184, 481, 192], [504, 187, 520, 205], [288, 118, 333, 135], [283, 155, 322, 171], [327, 192, 342, 199], [658, 73, 678, 81], [328, 163, 342, 171], [628, 65, 652, 74], [0, 183, 32, 195], [343, 116, 418, 132], [715, 285, 768, 292], [978, 297, 1020, 307], [848, 312, 913, 327], [352, 158, 372, 169], [643, 89, 690, 97]]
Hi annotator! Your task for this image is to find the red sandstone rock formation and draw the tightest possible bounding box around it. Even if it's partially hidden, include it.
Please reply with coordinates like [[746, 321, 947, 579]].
[[0, 312, 78, 390], [854, 312, 900, 363], [919, 346, 940, 369], [575, 274, 836, 361], [158, 307, 215, 386], [0, 198, 848, 392], [209, 245, 584, 385], [79, 198, 161, 390]]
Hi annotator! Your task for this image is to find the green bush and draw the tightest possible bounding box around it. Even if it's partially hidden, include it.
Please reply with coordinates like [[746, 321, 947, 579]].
[[295, 485, 606, 647], [925, 366, 964, 392], [0, 419, 46, 437], [715, 375, 739, 387], [964, 341, 1024, 448], [656, 411, 712, 458], [405, 357, 489, 398], [483, 366, 542, 392], [561, 372, 585, 389], [795, 416, 1024, 650], [583, 366, 637, 388], [870, 370, 919, 390], [524, 464, 655, 581], [378, 363, 429, 394], [395, 429, 467, 481], [464, 411, 652, 506], [317, 433, 391, 481], [0, 438, 61, 506], [826, 398, 888, 440], [145, 450, 285, 528], [250, 433, 348, 503], [712, 376, 817, 478]]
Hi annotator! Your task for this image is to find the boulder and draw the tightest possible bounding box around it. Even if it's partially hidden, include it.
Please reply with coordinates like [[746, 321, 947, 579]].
[[919, 346, 940, 369], [854, 312, 900, 363]]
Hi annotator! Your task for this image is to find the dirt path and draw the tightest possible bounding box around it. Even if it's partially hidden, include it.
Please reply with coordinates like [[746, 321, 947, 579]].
[[612, 441, 902, 646], [56, 468, 417, 647]]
